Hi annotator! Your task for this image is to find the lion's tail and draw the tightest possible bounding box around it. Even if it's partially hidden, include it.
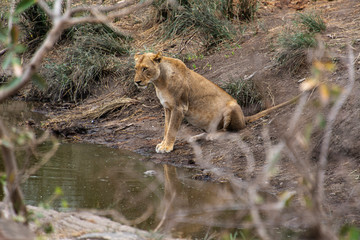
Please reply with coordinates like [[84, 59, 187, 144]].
[[245, 94, 301, 123]]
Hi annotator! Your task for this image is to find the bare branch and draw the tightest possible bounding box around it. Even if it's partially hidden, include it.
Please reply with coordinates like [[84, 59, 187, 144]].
[[54, 0, 63, 18], [317, 46, 355, 200], [68, 0, 153, 25], [21, 134, 59, 183], [66, 0, 71, 12], [37, 0, 54, 17], [0, 119, 27, 218], [70, 0, 136, 15], [90, 8, 131, 37], [248, 187, 271, 240]]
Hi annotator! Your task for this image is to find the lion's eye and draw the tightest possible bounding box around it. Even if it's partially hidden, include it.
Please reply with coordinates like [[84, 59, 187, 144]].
[[142, 67, 148, 72]]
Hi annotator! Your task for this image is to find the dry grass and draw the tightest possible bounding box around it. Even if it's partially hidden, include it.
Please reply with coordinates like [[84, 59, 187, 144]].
[[276, 11, 326, 73]]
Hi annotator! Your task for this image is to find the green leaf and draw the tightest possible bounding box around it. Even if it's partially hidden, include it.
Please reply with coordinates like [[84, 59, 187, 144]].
[[0, 174, 6, 185], [2, 52, 14, 69], [0, 77, 22, 91], [11, 56, 21, 65], [15, 0, 36, 15], [316, 113, 326, 129], [304, 123, 313, 142], [0, 28, 8, 42], [61, 199, 69, 209], [14, 44, 26, 54], [349, 228, 360, 240], [340, 224, 360, 240], [0, 139, 13, 148], [54, 186, 63, 196], [43, 222, 54, 234], [32, 73, 47, 90]]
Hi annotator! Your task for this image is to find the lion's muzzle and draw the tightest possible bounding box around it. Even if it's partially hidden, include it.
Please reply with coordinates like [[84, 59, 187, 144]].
[[135, 80, 147, 89]]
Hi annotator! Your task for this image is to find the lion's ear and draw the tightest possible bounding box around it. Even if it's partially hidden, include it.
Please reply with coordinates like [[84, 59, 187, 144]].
[[134, 52, 142, 62], [152, 52, 162, 63]]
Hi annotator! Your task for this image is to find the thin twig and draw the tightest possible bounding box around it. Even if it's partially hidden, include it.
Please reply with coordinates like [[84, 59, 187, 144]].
[[21, 135, 60, 183], [70, 0, 136, 15], [37, 0, 54, 17], [317, 46, 355, 201], [0, 119, 27, 219], [68, 0, 153, 25]]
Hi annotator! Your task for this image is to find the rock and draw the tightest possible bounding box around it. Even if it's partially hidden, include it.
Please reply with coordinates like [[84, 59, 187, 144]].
[[26, 205, 182, 240]]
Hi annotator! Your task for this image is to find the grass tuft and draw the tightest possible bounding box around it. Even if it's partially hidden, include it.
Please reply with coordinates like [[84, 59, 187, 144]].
[[20, 4, 51, 52], [220, 0, 258, 21], [276, 11, 326, 73], [157, 0, 236, 47], [295, 11, 326, 33], [34, 24, 132, 102], [222, 77, 262, 109]]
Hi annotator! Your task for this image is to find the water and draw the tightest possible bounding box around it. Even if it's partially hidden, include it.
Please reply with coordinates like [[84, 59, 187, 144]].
[[0, 100, 45, 127], [0, 100, 239, 238], [22, 143, 146, 210]]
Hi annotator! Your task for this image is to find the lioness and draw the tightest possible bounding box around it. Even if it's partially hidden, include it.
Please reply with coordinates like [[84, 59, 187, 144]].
[[134, 52, 298, 153]]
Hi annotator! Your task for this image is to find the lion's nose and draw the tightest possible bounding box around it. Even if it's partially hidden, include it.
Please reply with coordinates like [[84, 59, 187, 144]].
[[135, 80, 141, 85]]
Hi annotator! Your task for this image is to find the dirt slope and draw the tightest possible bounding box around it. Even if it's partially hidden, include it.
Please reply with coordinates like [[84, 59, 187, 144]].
[[44, 0, 360, 228]]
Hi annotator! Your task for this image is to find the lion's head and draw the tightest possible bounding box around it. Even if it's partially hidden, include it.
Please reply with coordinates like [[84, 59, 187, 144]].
[[134, 52, 162, 89]]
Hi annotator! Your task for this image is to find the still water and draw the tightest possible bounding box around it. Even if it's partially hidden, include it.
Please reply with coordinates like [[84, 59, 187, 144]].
[[0, 101, 238, 238]]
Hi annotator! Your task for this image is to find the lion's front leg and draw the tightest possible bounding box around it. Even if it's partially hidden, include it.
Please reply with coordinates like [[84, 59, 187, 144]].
[[156, 108, 170, 152], [156, 108, 184, 153]]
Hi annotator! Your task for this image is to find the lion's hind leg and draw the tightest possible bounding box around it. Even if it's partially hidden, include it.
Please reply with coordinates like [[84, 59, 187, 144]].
[[226, 104, 246, 131]]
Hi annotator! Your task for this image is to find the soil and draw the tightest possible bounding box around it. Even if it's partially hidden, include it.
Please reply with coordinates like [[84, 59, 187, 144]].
[[39, 0, 359, 233]]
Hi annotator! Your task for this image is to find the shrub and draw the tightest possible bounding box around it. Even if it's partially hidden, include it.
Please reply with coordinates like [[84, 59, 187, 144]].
[[220, 0, 258, 21], [295, 11, 326, 33], [277, 11, 326, 73], [157, 0, 236, 47], [20, 4, 52, 51], [222, 77, 262, 108], [36, 24, 132, 102]]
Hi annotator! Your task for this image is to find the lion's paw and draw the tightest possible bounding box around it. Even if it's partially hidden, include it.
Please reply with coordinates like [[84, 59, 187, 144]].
[[156, 142, 173, 153]]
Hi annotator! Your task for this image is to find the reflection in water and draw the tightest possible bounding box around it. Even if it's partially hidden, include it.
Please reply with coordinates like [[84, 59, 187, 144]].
[[21, 143, 146, 210], [159, 165, 237, 238], [20, 144, 236, 238], [0, 100, 45, 128]]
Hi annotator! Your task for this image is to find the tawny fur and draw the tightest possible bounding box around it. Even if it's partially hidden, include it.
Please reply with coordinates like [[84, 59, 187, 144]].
[[134, 52, 298, 153]]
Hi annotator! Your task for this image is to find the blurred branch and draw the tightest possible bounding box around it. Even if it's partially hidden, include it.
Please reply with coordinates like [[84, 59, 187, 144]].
[[68, 0, 153, 25], [317, 46, 355, 202], [36, 0, 53, 17], [20, 132, 60, 184], [0, 119, 27, 219], [70, 0, 136, 15]]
